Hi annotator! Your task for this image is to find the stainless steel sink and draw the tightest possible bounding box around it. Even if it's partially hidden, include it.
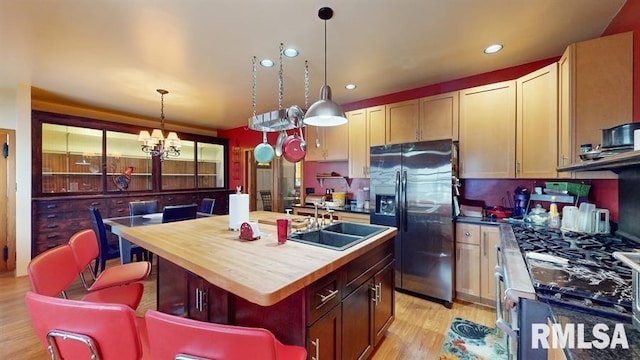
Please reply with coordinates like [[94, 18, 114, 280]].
[[288, 222, 388, 251]]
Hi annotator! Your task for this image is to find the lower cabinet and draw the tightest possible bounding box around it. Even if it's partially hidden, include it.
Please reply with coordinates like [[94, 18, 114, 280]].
[[455, 223, 499, 306], [31, 190, 231, 257], [156, 240, 395, 360], [308, 303, 342, 360]]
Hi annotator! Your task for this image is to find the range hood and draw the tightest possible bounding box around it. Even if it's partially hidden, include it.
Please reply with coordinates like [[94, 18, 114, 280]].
[[557, 150, 640, 173]]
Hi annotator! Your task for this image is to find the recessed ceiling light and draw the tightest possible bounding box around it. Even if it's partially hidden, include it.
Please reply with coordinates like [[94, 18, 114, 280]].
[[260, 59, 274, 67], [345, 84, 357, 90], [484, 44, 503, 54], [282, 48, 299, 58]]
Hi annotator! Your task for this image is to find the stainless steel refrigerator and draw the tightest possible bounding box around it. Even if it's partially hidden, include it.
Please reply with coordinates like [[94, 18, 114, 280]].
[[369, 139, 455, 307]]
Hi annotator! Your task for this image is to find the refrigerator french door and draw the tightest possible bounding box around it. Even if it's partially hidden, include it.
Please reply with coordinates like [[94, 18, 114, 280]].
[[369, 139, 454, 307]]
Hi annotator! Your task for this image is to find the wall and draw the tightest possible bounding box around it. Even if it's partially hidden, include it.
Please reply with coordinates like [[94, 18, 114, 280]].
[[0, 85, 32, 276]]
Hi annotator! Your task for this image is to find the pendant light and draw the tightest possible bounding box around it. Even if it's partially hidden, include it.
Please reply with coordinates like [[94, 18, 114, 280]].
[[138, 89, 181, 161], [303, 6, 347, 127]]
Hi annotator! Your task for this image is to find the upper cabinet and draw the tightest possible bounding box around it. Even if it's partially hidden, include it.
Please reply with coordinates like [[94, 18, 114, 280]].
[[516, 63, 559, 178], [459, 81, 516, 178], [386, 100, 419, 144], [348, 106, 386, 178], [305, 123, 349, 162], [558, 31, 633, 179], [419, 91, 459, 142], [385, 94, 459, 144]]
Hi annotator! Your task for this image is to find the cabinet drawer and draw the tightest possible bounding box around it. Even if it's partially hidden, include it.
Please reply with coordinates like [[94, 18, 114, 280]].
[[35, 201, 72, 214], [456, 223, 480, 245], [343, 241, 393, 297], [307, 271, 342, 325]]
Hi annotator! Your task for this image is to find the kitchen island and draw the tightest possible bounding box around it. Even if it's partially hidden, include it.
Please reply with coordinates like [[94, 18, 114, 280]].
[[118, 211, 397, 359]]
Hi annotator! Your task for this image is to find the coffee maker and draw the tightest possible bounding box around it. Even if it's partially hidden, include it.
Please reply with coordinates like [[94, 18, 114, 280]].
[[513, 187, 530, 218]]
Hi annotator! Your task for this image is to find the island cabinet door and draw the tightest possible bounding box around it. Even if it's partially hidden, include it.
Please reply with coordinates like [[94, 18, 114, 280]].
[[307, 304, 342, 360], [373, 261, 395, 347], [342, 280, 374, 360], [157, 257, 188, 317]]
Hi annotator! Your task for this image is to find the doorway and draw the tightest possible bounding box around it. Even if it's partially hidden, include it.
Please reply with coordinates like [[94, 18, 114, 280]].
[[243, 150, 302, 213], [0, 129, 16, 272]]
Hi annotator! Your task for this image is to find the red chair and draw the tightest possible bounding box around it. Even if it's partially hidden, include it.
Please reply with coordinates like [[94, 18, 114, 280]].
[[27, 244, 143, 309], [69, 229, 151, 292], [145, 310, 307, 360], [24, 291, 148, 360]]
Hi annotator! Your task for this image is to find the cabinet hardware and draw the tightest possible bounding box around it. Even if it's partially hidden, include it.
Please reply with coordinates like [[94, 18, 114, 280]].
[[195, 288, 206, 312], [46, 234, 58, 239], [465, 231, 471, 237], [46, 214, 58, 219], [376, 283, 382, 304], [194, 288, 200, 311], [483, 233, 486, 257], [311, 338, 320, 360], [316, 288, 338, 308], [46, 204, 58, 209], [90, 201, 100, 206]]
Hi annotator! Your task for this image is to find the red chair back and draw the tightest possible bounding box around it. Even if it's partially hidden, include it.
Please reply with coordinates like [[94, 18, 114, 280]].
[[68, 229, 100, 273], [27, 244, 79, 297], [25, 291, 144, 360], [145, 310, 306, 360]]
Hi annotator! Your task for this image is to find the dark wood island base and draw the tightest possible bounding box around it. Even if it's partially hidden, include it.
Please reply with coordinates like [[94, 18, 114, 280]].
[[157, 240, 395, 360]]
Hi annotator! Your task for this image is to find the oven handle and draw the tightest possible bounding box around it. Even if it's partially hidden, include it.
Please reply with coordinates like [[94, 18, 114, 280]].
[[494, 245, 503, 276], [495, 271, 518, 339]]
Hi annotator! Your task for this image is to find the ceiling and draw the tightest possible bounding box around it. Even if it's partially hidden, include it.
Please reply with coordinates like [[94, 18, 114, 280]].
[[0, 0, 626, 131]]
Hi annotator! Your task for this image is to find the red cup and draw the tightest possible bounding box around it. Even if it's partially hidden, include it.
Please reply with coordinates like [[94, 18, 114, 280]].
[[276, 219, 288, 244]]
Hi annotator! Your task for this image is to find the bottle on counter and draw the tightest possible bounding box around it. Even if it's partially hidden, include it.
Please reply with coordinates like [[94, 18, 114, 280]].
[[548, 196, 560, 229]]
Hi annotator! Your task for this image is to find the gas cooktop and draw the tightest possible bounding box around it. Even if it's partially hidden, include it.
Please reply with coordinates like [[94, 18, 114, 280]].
[[512, 224, 640, 319]]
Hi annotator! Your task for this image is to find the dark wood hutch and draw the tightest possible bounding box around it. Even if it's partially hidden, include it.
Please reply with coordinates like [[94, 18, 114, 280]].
[[31, 110, 232, 257]]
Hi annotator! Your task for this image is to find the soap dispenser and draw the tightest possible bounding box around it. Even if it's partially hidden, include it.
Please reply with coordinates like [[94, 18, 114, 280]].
[[285, 209, 292, 236]]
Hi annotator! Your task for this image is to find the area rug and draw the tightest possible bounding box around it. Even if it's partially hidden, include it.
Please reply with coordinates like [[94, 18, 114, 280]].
[[439, 317, 508, 360]]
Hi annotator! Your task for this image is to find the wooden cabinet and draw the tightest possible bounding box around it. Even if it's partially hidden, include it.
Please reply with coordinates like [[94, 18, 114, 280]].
[[372, 261, 394, 346], [308, 303, 342, 360], [516, 63, 559, 178], [455, 223, 499, 306], [348, 106, 386, 178], [385, 93, 459, 145], [419, 91, 459, 141], [31, 190, 231, 257], [386, 100, 419, 144], [459, 81, 516, 178], [559, 31, 633, 179], [306, 124, 349, 161], [479, 226, 500, 302], [455, 223, 481, 298]]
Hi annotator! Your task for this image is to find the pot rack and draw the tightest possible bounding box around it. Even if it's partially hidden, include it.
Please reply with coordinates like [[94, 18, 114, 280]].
[[248, 45, 309, 133]]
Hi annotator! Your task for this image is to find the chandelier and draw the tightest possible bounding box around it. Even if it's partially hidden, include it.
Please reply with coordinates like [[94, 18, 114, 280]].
[[138, 89, 181, 161]]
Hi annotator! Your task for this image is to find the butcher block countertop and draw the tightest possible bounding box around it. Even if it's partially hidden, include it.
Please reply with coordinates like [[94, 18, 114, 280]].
[[118, 211, 397, 307]]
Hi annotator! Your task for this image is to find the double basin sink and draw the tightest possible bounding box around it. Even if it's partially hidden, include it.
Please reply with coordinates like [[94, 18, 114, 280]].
[[288, 222, 388, 251]]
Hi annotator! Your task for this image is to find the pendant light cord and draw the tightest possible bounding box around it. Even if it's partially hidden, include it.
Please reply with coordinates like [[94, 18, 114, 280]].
[[323, 18, 327, 86]]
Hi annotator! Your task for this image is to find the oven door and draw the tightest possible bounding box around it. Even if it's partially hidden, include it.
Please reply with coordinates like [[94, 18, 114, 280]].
[[495, 271, 519, 359]]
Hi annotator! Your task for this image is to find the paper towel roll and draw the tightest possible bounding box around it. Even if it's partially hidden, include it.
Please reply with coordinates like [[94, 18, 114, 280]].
[[229, 194, 249, 230], [635, 129, 640, 151]]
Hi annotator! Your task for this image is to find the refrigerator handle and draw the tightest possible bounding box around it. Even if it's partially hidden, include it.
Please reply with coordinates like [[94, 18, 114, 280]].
[[395, 171, 401, 229], [402, 170, 408, 232]]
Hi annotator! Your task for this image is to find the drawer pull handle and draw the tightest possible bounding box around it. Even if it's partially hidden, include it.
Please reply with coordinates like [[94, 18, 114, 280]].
[[90, 202, 100, 206], [316, 288, 338, 309], [465, 231, 471, 236], [46, 224, 58, 229], [46, 214, 58, 219], [46, 204, 58, 209], [46, 234, 58, 239]]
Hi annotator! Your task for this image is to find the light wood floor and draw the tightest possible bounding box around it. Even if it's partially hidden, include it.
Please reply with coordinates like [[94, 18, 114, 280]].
[[0, 261, 495, 359]]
